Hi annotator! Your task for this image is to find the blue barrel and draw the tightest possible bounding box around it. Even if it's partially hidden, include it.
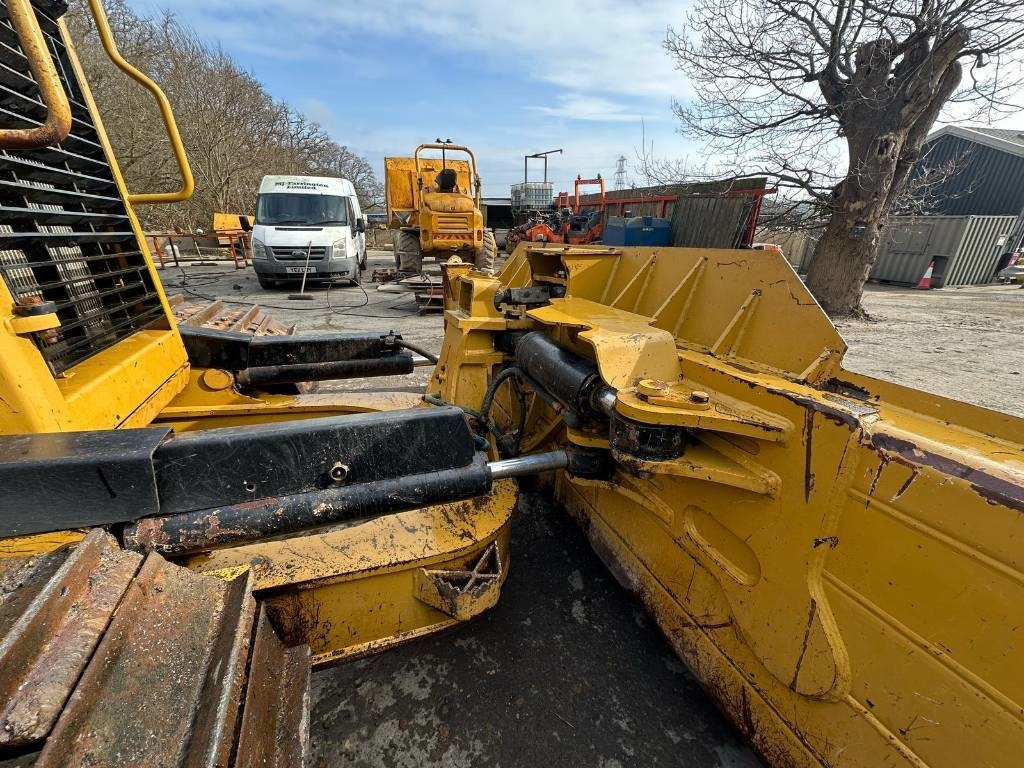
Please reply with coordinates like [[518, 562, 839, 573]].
[[603, 216, 671, 246]]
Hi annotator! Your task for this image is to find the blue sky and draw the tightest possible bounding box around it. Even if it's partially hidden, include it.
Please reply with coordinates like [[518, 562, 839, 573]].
[[124, 0, 697, 198]]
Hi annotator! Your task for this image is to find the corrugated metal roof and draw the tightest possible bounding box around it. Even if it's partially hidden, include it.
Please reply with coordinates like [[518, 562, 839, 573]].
[[926, 125, 1024, 159], [916, 133, 1024, 215], [971, 127, 1024, 144]]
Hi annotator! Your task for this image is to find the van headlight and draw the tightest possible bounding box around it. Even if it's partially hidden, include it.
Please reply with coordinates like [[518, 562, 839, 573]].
[[332, 239, 348, 257], [252, 238, 266, 259]]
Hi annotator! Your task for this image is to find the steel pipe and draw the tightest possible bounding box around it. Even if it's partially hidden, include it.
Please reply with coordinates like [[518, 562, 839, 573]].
[[0, 0, 72, 150], [487, 450, 568, 480]]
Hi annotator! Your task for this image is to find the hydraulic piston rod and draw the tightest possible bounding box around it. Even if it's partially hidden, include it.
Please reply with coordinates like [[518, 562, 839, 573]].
[[488, 450, 568, 480], [123, 449, 572, 556]]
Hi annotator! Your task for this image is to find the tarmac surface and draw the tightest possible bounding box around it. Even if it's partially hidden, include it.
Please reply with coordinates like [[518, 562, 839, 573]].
[[309, 494, 761, 768], [159, 250, 1023, 767]]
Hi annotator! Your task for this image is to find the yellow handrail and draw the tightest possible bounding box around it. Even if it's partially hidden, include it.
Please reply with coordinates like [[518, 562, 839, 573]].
[[0, 0, 72, 150], [414, 143, 482, 208], [87, 0, 193, 204]]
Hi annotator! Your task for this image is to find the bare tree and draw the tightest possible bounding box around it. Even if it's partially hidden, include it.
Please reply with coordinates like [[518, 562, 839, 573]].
[[65, 0, 382, 231], [665, 0, 1024, 314]]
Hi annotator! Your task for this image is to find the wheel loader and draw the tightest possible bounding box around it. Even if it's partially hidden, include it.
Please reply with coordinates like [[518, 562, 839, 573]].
[[384, 142, 497, 274], [0, 2, 1022, 767]]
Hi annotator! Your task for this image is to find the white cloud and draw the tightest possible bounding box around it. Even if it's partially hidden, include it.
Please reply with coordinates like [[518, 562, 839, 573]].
[[125, 0, 699, 193], [137, 0, 692, 101], [526, 94, 647, 122]]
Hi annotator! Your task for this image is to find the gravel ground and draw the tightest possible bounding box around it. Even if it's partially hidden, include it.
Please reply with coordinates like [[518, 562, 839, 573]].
[[836, 282, 1023, 418], [159, 253, 1022, 767]]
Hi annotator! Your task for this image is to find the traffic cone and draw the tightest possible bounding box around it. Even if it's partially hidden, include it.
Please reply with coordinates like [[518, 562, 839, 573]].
[[916, 260, 934, 290]]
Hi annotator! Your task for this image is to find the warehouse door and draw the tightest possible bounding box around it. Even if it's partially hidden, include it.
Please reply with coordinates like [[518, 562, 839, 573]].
[[929, 255, 949, 288]]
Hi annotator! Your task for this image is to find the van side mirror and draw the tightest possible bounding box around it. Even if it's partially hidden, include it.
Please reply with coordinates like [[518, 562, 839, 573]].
[[356, 218, 366, 233], [239, 215, 252, 232]]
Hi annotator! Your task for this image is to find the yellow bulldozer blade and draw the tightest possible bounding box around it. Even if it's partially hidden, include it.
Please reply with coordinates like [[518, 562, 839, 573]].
[[434, 244, 1024, 768]]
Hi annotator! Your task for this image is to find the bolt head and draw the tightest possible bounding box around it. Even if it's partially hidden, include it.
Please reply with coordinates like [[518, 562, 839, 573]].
[[690, 390, 710, 404]]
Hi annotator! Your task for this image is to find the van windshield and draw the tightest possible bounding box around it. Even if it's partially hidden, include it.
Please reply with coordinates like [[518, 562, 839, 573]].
[[255, 193, 349, 226]]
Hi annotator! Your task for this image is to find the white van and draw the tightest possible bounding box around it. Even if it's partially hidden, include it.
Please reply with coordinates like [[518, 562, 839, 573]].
[[249, 175, 366, 288]]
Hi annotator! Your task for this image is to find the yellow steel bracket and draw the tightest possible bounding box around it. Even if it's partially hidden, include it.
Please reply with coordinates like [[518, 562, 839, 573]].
[[86, 0, 194, 204], [0, 0, 72, 150], [7, 311, 60, 336]]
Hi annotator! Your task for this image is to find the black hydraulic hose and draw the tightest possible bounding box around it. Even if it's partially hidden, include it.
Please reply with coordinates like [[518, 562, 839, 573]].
[[395, 338, 439, 364], [424, 392, 505, 441], [510, 378, 528, 456], [479, 367, 530, 458], [480, 367, 521, 424]]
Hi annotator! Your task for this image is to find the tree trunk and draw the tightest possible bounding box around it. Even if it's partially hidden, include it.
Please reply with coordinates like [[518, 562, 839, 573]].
[[804, 29, 966, 317], [805, 130, 906, 315], [805, 209, 884, 315]]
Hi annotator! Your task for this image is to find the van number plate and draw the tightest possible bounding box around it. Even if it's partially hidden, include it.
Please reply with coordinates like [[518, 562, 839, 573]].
[[285, 266, 316, 273]]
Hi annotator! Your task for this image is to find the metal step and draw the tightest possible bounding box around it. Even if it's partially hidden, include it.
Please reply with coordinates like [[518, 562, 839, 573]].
[[0, 531, 310, 767]]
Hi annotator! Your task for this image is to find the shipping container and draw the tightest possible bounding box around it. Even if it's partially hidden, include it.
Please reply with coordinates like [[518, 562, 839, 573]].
[[870, 214, 1016, 287]]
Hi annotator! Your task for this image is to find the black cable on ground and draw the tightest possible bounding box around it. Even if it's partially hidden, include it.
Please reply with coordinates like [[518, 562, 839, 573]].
[[325, 279, 369, 314], [166, 268, 419, 316]]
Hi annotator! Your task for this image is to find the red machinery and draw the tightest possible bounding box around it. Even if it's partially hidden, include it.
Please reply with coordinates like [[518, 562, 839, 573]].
[[507, 175, 608, 251]]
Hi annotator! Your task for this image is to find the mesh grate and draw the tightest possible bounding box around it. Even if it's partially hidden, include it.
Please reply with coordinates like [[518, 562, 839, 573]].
[[0, 0, 165, 375]]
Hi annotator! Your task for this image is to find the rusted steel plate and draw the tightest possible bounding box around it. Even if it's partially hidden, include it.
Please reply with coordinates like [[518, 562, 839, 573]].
[[235, 605, 311, 768], [0, 530, 141, 748], [169, 296, 293, 336], [0, 551, 71, 634], [34, 554, 255, 767]]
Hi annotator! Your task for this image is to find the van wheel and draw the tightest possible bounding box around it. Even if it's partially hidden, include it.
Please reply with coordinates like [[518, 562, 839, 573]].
[[474, 229, 497, 273], [256, 273, 277, 289]]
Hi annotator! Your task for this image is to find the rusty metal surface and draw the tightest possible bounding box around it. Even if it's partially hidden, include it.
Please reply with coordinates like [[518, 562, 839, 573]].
[[414, 541, 506, 620], [0, 529, 141, 748], [169, 295, 293, 336], [0, 0, 73, 150], [33, 554, 255, 767], [0, 551, 70, 635], [235, 605, 311, 768]]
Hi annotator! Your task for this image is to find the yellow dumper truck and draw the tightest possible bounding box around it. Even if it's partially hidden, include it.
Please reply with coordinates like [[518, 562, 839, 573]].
[[384, 142, 496, 273]]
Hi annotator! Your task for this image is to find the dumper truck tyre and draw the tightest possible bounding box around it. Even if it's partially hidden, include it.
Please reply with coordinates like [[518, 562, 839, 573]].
[[474, 229, 497, 273], [396, 230, 423, 273]]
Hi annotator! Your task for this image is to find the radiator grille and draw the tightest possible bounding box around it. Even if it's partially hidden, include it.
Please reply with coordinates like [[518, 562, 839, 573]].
[[435, 214, 472, 233], [0, 1, 165, 375], [269, 245, 327, 261]]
